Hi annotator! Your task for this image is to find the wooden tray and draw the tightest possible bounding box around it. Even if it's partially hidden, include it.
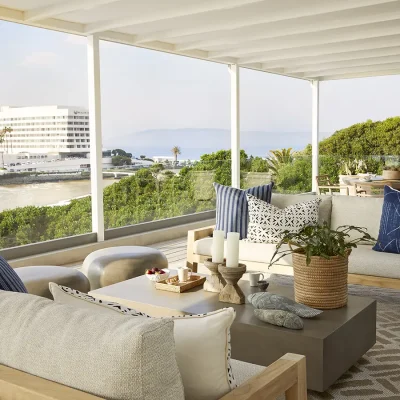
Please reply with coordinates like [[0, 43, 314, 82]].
[[155, 275, 206, 293]]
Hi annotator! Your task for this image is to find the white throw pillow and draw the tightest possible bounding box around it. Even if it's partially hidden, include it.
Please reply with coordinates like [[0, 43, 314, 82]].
[[246, 194, 322, 243], [50, 283, 237, 400]]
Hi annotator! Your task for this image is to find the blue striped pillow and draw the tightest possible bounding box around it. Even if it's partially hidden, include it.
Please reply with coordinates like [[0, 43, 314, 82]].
[[214, 182, 274, 239], [0, 256, 27, 293], [373, 186, 400, 254]]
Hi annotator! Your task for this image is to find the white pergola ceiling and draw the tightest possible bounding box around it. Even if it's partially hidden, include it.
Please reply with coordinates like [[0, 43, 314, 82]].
[[1, 0, 400, 81]]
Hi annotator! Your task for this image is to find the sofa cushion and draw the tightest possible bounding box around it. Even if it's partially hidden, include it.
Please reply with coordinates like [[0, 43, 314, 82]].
[[331, 196, 383, 241], [0, 257, 27, 293], [373, 186, 400, 254], [194, 237, 292, 265], [349, 245, 400, 279], [246, 194, 321, 243], [214, 182, 274, 239], [50, 283, 236, 400], [271, 194, 332, 225], [0, 290, 184, 400]]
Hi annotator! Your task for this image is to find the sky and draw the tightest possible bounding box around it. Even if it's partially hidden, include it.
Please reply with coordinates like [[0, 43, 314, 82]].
[[0, 20, 399, 158]]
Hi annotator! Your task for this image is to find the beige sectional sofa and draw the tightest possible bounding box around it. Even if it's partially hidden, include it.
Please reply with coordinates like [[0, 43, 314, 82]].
[[0, 289, 307, 400], [187, 194, 400, 289]]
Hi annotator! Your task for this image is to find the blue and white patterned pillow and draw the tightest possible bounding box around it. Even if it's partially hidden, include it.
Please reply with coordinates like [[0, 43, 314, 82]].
[[0, 256, 27, 293], [373, 186, 400, 254], [214, 182, 274, 239]]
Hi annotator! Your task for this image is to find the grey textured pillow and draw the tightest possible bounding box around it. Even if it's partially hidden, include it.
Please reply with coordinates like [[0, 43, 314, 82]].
[[248, 292, 322, 318], [0, 290, 184, 400]]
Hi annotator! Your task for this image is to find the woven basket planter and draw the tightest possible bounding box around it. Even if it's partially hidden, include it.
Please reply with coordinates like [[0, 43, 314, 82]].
[[292, 251, 350, 310]]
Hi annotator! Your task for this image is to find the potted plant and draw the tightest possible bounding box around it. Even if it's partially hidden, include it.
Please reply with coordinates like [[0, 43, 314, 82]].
[[382, 165, 400, 180], [270, 223, 375, 309]]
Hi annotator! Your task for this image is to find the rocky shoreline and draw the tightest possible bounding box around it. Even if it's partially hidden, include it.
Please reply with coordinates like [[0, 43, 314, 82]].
[[0, 173, 90, 186]]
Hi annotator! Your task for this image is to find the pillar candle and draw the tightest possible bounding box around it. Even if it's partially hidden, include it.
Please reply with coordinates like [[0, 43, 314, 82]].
[[226, 232, 240, 268], [212, 230, 225, 264]]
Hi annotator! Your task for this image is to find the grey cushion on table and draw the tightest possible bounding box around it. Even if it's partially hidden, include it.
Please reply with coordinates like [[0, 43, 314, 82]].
[[82, 246, 168, 289], [248, 292, 322, 318], [254, 309, 304, 330], [16, 266, 90, 299], [0, 290, 185, 400]]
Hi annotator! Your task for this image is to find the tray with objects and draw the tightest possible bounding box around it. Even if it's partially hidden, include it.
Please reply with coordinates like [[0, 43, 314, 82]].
[[155, 275, 206, 293]]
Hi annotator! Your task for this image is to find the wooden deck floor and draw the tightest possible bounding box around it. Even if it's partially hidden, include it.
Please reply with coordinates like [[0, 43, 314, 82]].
[[152, 237, 187, 268]]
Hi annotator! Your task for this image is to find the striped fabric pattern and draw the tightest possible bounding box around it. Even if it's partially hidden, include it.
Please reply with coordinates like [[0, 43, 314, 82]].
[[373, 186, 400, 254], [0, 256, 27, 293], [214, 182, 274, 239]]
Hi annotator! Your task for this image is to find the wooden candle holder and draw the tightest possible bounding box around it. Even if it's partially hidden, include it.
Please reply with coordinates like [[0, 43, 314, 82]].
[[203, 258, 226, 293], [218, 263, 247, 304]]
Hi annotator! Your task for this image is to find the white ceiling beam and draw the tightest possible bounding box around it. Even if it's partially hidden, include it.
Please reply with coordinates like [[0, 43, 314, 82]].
[[285, 54, 400, 74], [304, 62, 400, 79], [0, 5, 85, 34], [99, 31, 211, 63], [208, 19, 400, 59], [318, 69, 400, 81], [175, 1, 400, 52], [84, 0, 264, 35], [24, 0, 121, 22], [237, 34, 400, 65], [259, 46, 400, 70], [134, 0, 398, 44]]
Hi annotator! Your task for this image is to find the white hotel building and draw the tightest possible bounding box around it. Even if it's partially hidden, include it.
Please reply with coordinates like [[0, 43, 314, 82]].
[[0, 105, 90, 159]]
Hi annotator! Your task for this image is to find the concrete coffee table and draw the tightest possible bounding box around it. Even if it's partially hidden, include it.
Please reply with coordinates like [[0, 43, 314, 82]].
[[90, 272, 376, 392]]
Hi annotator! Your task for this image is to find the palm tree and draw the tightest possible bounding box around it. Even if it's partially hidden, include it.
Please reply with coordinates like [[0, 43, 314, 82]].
[[267, 148, 293, 174], [171, 146, 181, 165], [0, 126, 12, 168]]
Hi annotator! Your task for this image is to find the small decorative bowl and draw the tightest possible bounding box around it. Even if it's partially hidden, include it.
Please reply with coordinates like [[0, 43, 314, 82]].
[[145, 269, 170, 282]]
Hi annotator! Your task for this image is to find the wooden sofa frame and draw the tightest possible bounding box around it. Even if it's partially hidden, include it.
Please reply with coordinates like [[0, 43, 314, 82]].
[[0, 354, 306, 400], [187, 225, 400, 290]]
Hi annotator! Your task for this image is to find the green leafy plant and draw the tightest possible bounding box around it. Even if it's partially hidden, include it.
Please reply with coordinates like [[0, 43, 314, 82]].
[[270, 222, 375, 266], [267, 148, 294, 175]]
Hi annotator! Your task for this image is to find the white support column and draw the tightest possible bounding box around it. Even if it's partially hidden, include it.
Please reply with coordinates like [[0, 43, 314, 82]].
[[230, 64, 240, 189], [87, 34, 105, 241], [311, 80, 320, 193]]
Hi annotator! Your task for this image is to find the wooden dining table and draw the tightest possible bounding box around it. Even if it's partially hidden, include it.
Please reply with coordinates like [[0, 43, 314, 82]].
[[349, 178, 400, 196]]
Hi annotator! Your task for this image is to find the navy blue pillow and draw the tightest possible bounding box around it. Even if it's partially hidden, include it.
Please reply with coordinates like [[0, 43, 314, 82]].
[[214, 182, 274, 239], [0, 256, 28, 293], [373, 186, 400, 254]]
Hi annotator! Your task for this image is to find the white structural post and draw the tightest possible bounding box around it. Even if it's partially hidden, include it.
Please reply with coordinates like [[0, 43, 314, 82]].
[[311, 80, 320, 193], [230, 64, 240, 189], [87, 34, 105, 241]]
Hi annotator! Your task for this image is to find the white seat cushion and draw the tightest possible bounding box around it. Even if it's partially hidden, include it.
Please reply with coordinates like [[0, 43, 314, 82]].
[[230, 359, 265, 386], [195, 239, 400, 279], [349, 246, 400, 279], [194, 237, 292, 265]]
